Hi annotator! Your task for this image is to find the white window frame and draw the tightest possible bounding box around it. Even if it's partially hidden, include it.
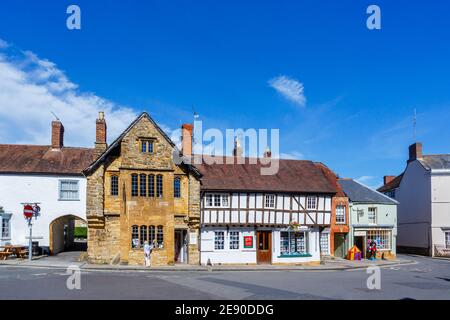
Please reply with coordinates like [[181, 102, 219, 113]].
[[320, 232, 329, 255], [306, 196, 317, 210], [205, 193, 230, 208], [1, 214, 11, 240], [368, 207, 377, 224], [280, 231, 308, 255], [59, 179, 80, 201], [214, 231, 225, 250], [264, 194, 276, 209], [228, 231, 240, 250], [445, 232, 450, 249], [336, 205, 346, 224], [367, 229, 392, 251]]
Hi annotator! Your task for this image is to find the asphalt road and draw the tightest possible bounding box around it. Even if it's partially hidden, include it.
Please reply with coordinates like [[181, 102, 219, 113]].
[[0, 255, 449, 300]]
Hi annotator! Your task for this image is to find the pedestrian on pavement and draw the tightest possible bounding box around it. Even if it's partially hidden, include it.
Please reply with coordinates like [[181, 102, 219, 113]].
[[144, 241, 152, 267]]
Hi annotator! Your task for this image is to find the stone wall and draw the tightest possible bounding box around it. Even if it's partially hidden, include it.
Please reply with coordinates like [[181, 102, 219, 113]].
[[86, 114, 202, 266]]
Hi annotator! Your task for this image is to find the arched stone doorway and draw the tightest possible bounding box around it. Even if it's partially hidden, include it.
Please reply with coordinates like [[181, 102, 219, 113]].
[[49, 215, 87, 255]]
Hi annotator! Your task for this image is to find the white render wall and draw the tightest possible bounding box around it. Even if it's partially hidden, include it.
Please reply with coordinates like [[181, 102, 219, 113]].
[[200, 227, 257, 265], [431, 173, 450, 255], [0, 174, 87, 249], [396, 161, 432, 252]]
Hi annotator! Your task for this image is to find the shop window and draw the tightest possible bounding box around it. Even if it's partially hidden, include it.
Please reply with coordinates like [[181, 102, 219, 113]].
[[131, 174, 138, 197], [367, 230, 391, 250], [214, 231, 225, 250], [110, 175, 119, 196], [174, 177, 181, 198], [229, 231, 240, 250], [280, 231, 307, 255]]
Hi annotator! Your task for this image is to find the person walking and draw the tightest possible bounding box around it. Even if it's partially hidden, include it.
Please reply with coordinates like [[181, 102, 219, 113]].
[[144, 241, 152, 267]]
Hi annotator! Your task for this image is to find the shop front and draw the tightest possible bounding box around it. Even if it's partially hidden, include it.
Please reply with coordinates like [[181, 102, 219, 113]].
[[350, 226, 396, 259], [200, 226, 321, 265]]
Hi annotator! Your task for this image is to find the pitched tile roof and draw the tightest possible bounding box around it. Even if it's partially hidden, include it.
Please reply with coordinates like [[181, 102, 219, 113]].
[[195, 156, 337, 194], [0, 144, 94, 175], [377, 173, 403, 193], [339, 179, 398, 205], [314, 162, 346, 197]]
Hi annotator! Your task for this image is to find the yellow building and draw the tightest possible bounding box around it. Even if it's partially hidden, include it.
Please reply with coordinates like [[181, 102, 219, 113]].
[[84, 112, 201, 266]]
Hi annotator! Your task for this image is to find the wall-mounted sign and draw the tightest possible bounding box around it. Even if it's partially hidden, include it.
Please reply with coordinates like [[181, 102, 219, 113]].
[[189, 232, 197, 245], [354, 231, 367, 237], [244, 236, 253, 248]]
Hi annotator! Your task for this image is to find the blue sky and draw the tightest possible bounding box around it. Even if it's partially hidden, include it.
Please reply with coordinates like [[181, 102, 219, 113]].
[[1, 1, 450, 188]]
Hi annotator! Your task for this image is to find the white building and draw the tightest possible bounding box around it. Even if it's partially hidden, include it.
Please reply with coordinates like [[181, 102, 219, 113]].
[[0, 119, 95, 254], [195, 156, 337, 265], [379, 142, 450, 257]]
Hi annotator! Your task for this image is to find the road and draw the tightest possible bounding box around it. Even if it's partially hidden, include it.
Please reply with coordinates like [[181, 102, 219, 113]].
[[0, 255, 449, 300]]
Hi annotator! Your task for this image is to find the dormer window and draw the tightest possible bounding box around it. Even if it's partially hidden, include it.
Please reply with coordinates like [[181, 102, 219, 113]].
[[140, 139, 154, 153]]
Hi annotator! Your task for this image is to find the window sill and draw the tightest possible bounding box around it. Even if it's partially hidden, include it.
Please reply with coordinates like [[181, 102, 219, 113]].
[[278, 253, 312, 258], [58, 199, 80, 202]]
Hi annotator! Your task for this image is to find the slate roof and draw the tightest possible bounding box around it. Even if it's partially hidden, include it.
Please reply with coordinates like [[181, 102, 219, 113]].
[[419, 155, 450, 170], [338, 178, 398, 205], [0, 144, 94, 175], [195, 156, 337, 194]]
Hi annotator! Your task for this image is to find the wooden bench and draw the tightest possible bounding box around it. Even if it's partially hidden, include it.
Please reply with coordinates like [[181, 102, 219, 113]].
[[15, 249, 28, 259], [0, 247, 13, 260]]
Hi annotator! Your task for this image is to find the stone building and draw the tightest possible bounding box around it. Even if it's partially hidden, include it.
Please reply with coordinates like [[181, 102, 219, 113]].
[[83, 112, 202, 265]]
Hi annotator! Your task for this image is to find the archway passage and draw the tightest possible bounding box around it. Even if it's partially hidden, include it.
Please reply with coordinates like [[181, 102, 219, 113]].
[[49, 215, 87, 255]]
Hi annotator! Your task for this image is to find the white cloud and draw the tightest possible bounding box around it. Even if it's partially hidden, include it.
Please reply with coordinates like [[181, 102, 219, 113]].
[[279, 151, 304, 160], [356, 175, 374, 183], [268, 75, 306, 107], [0, 39, 138, 147]]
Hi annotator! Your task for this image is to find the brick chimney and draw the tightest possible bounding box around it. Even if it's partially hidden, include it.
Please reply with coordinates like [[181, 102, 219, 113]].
[[94, 111, 107, 158], [51, 120, 64, 149], [263, 146, 272, 158], [408, 142, 423, 163], [181, 123, 193, 157], [383, 175, 396, 185]]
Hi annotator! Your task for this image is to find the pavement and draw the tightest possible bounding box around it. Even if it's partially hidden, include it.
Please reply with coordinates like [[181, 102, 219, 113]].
[[0, 251, 416, 271], [0, 254, 449, 299]]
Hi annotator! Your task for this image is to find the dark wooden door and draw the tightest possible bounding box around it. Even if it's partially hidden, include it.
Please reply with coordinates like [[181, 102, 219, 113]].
[[257, 231, 272, 264]]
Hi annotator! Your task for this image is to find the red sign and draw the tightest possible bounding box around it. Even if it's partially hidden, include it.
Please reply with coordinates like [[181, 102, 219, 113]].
[[244, 236, 253, 248], [23, 204, 34, 219]]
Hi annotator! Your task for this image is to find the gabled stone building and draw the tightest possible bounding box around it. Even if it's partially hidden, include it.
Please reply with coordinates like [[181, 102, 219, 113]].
[[83, 112, 202, 265]]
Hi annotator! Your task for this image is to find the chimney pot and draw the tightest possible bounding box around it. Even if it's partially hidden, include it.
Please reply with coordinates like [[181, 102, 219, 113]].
[[51, 120, 64, 149], [264, 146, 272, 158]]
